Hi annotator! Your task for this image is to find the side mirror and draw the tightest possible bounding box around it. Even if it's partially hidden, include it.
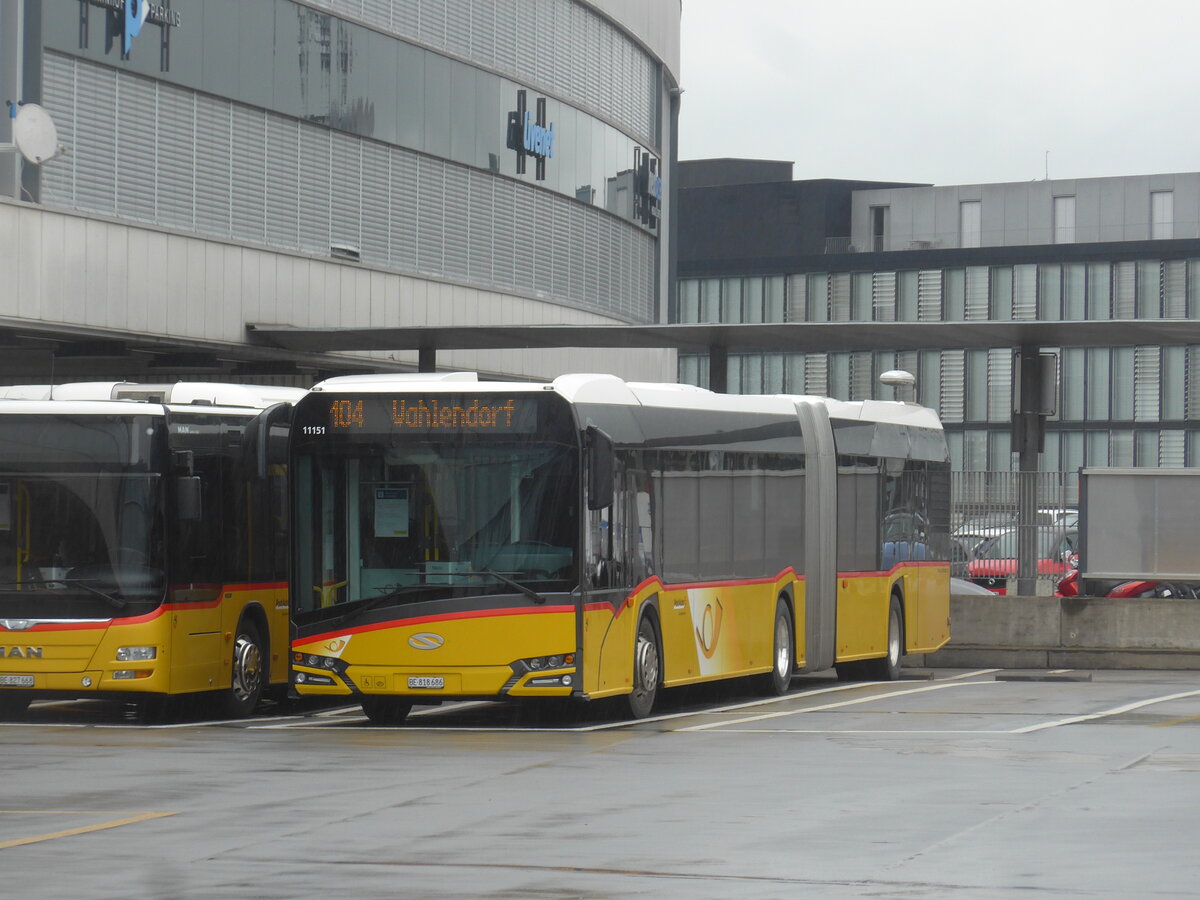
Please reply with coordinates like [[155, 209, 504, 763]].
[[175, 476, 202, 521], [243, 402, 294, 479], [586, 426, 614, 511]]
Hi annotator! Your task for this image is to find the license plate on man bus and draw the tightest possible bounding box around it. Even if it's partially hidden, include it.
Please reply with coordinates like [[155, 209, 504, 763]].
[[0, 675, 34, 687], [408, 676, 444, 689]]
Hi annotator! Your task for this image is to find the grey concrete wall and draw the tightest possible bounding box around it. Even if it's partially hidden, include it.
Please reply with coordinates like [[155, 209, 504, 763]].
[[852, 173, 1200, 251], [911, 593, 1200, 669], [0, 201, 676, 382]]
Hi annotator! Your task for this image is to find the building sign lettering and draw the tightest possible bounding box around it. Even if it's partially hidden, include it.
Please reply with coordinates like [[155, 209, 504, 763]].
[[506, 90, 553, 181]]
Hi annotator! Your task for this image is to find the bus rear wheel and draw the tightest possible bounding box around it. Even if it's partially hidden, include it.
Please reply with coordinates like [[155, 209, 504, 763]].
[[626, 615, 660, 719], [223, 621, 266, 718], [755, 598, 793, 696], [361, 696, 413, 726], [864, 596, 904, 681]]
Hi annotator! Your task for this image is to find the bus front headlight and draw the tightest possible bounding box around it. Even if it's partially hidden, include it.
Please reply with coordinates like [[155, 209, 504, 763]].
[[116, 646, 157, 662]]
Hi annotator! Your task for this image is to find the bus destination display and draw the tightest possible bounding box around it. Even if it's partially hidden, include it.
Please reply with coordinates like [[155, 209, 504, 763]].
[[326, 395, 538, 434]]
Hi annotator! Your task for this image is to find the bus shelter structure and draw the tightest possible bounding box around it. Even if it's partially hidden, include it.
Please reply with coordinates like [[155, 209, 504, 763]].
[[248, 319, 1200, 595]]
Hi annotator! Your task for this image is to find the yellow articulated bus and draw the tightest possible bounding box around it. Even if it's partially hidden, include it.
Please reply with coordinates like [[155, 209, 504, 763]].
[[289, 373, 951, 724], [0, 381, 303, 721]]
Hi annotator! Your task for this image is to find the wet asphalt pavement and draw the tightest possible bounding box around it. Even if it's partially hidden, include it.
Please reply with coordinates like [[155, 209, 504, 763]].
[[3, 667, 1199, 898]]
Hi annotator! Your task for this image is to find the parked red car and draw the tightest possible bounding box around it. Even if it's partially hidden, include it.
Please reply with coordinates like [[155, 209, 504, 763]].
[[967, 528, 1078, 594], [1056, 569, 1200, 599]]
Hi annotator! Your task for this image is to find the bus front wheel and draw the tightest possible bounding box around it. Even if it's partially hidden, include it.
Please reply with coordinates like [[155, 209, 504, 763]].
[[223, 620, 266, 718], [626, 615, 660, 719], [361, 696, 413, 726]]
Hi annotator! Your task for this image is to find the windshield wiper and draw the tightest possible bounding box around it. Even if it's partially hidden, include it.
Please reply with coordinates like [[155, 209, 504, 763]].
[[455, 570, 548, 605], [61, 578, 127, 610], [0, 579, 126, 610], [334, 584, 439, 626], [331, 573, 549, 628]]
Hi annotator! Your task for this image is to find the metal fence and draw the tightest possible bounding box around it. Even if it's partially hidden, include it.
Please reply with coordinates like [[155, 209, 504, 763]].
[[950, 471, 1079, 594]]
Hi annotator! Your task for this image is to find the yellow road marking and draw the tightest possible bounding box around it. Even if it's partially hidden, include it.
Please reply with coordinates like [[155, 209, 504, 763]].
[[0, 811, 177, 849], [1152, 712, 1200, 728]]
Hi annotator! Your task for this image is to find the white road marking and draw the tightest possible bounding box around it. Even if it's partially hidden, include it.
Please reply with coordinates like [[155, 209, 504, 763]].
[[939, 668, 1001, 680], [571, 680, 880, 731], [699, 729, 1013, 735], [1012, 688, 1200, 734], [679, 680, 1000, 732]]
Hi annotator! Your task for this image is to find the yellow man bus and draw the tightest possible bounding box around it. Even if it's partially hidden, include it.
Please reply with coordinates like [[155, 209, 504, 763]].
[[289, 373, 951, 723], [0, 381, 303, 721]]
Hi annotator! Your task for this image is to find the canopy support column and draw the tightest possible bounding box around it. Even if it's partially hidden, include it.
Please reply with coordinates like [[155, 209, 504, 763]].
[[418, 346, 437, 373], [709, 345, 728, 393]]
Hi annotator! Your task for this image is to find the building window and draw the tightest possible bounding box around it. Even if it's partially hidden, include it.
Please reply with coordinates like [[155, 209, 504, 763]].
[[1151, 191, 1174, 239], [1053, 196, 1076, 244], [870, 206, 889, 252], [765, 277, 786, 322], [959, 200, 982, 248]]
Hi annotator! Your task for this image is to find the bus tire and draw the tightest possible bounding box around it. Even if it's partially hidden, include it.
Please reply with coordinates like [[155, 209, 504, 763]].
[[0, 692, 30, 720], [755, 597, 793, 696], [223, 620, 266, 718], [864, 595, 904, 681], [626, 614, 660, 719], [361, 696, 413, 726]]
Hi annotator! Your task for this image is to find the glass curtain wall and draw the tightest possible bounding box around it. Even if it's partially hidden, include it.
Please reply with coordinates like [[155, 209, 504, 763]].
[[679, 259, 1200, 470]]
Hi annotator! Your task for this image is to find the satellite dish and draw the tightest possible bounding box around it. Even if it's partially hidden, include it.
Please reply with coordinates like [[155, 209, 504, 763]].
[[12, 104, 60, 164]]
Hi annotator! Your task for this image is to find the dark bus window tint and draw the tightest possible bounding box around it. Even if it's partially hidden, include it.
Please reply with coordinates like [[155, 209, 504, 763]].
[[658, 451, 699, 582], [731, 456, 767, 579], [697, 452, 733, 579], [763, 457, 805, 576]]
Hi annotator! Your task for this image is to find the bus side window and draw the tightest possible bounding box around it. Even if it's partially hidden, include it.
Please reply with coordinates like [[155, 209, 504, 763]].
[[172, 457, 222, 584], [588, 459, 627, 589], [625, 467, 654, 583]]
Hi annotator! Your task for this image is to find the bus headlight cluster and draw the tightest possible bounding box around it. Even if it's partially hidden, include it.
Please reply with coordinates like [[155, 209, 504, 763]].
[[116, 646, 157, 662], [292, 652, 347, 684], [520, 653, 574, 672]]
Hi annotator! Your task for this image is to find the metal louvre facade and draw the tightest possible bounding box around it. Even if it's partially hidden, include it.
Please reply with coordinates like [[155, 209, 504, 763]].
[[0, 0, 680, 384], [304, 0, 659, 145], [39, 43, 656, 324]]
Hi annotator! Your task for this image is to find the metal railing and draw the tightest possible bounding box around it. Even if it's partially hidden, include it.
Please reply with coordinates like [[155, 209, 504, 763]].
[[951, 471, 1079, 595]]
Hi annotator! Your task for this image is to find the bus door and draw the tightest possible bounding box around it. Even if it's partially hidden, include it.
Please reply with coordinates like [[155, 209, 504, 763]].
[[583, 454, 637, 695]]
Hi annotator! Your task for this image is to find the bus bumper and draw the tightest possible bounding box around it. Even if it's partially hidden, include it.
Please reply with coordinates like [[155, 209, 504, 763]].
[[0, 667, 170, 694], [292, 662, 576, 699]]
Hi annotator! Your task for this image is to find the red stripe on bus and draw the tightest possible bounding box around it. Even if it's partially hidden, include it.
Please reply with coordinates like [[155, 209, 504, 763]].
[[0, 580, 289, 632], [583, 569, 804, 615], [301, 603, 577, 645], [0, 606, 167, 632], [838, 560, 947, 579]]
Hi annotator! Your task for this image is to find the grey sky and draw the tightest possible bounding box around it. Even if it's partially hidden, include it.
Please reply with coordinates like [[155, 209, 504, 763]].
[[678, 0, 1199, 186]]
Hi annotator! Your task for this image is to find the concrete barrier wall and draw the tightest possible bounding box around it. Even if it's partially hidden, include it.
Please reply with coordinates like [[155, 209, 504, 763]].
[[910, 594, 1200, 669]]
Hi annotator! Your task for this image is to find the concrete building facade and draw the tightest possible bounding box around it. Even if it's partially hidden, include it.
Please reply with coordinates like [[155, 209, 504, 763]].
[[0, 1, 680, 383], [677, 160, 1200, 476]]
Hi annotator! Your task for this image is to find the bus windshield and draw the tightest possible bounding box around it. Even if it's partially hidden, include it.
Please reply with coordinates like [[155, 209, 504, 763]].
[[294, 441, 578, 616], [0, 416, 166, 617]]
